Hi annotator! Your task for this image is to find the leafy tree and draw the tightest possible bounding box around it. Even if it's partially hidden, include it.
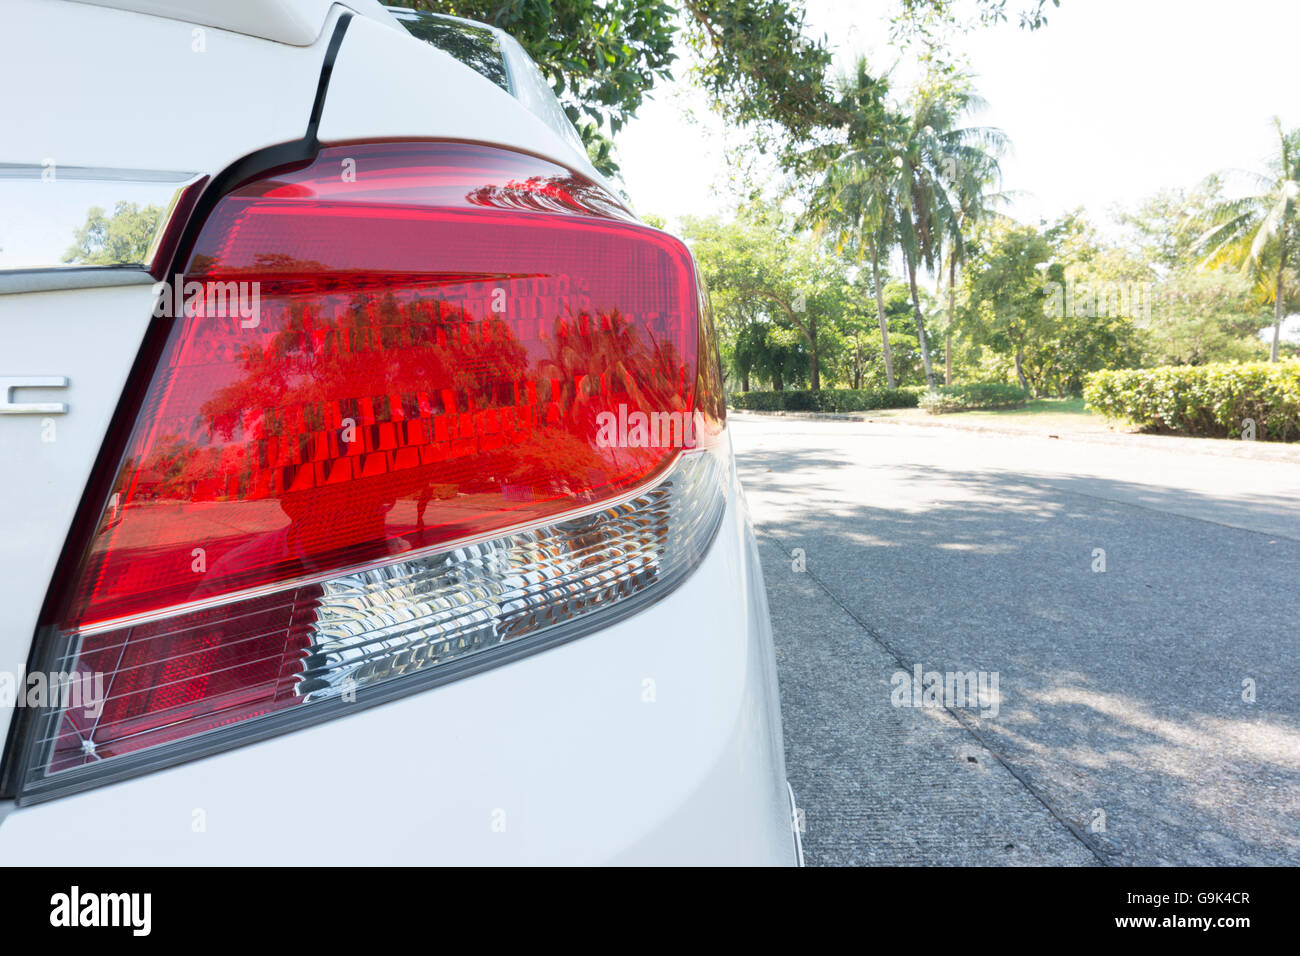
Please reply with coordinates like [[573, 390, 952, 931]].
[[731, 317, 808, 391], [893, 0, 1061, 35], [63, 202, 162, 265], [1114, 180, 1225, 275], [679, 0, 835, 151], [1145, 270, 1271, 366], [877, 279, 933, 386], [1038, 303, 1144, 396], [830, 289, 880, 390], [805, 61, 1005, 391], [804, 57, 901, 387], [404, 1, 1048, 175], [960, 214, 1147, 395], [884, 75, 1005, 387], [684, 205, 847, 390], [1112, 190, 1276, 364], [405, 1, 835, 173], [1188, 118, 1300, 362], [958, 217, 1051, 391], [825, 277, 932, 389], [929, 78, 1006, 386]]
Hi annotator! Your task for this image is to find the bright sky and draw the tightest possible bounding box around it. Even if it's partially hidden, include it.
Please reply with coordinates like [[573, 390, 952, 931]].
[[618, 0, 1300, 234]]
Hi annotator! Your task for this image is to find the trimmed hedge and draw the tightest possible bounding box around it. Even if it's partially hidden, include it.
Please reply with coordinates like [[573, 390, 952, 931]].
[[919, 383, 1030, 414], [728, 387, 922, 413], [1084, 361, 1300, 441]]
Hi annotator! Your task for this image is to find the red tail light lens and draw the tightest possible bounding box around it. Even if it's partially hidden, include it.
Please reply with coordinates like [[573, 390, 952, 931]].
[[12, 142, 726, 801], [72, 142, 721, 630]]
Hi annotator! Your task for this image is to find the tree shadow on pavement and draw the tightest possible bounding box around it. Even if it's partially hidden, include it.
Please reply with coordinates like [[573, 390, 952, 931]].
[[740, 448, 1300, 866]]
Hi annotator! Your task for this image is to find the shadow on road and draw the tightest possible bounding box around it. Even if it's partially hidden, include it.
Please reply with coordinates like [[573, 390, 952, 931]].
[[740, 446, 1300, 866]]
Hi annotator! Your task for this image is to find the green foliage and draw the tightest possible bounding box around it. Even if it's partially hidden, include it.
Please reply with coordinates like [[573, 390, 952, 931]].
[[1143, 270, 1271, 365], [918, 382, 1029, 413], [1114, 180, 1226, 273], [959, 213, 1147, 396], [729, 387, 922, 412], [1186, 119, 1300, 361], [873, 280, 933, 386], [401, 3, 1050, 176], [683, 203, 847, 390], [957, 217, 1052, 384], [1084, 362, 1300, 441], [731, 318, 811, 391], [680, 0, 835, 154], [800, 57, 904, 384], [804, 65, 1007, 389], [404, 1, 835, 174], [893, 0, 1060, 36], [63, 202, 162, 265], [404, 1, 674, 172]]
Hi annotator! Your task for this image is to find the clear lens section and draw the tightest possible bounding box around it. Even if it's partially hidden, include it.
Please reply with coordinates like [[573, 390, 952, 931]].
[[299, 447, 720, 699], [22, 448, 724, 797]]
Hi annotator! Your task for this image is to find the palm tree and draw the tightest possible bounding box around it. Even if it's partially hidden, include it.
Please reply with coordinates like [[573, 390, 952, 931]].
[[807, 153, 900, 388], [806, 66, 1005, 390], [804, 58, 901, 388], [888, 79, 1007, 388], [1190, 118, 1299, 362], [935, 136, 1008, 385]]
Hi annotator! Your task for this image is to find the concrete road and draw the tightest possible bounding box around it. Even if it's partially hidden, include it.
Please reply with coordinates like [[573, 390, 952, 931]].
[[731, 414, 1300, 866]]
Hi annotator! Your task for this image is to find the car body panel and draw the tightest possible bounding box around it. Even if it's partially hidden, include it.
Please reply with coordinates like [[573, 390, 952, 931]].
[[0, 0, 797, 864], [316, 13, 607, 185], [69, 0, 403, 46], [0, 0, 342, 746], [0, 450, 797, 865], [2, 0, 331, 175], [0, 284, 157, 747]]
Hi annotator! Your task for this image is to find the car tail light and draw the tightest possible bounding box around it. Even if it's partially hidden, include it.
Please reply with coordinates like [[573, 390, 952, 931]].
[[7, 141, 726, 802]]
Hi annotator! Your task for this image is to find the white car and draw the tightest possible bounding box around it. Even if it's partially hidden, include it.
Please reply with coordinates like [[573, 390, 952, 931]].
[[0, 0, 800, 865]]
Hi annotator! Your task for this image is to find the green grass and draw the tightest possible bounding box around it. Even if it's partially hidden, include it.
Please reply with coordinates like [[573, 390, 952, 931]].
[[853, 396, 1119, 432], [990, 397, 1086, 416], [734, 394, 1121, 433], [958, 396, 1087, 418]]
